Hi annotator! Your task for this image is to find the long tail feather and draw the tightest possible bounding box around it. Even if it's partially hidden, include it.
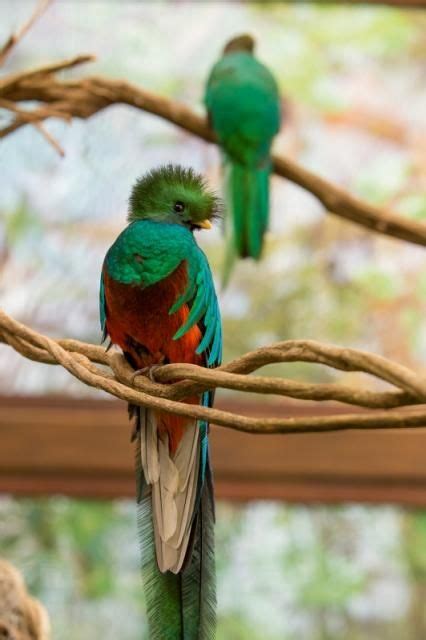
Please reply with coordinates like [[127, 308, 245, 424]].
[[223, 157, 271, 284], [182, 457, 216, 639], [134, 406, 216, 640], [135, 418, 183, 639]]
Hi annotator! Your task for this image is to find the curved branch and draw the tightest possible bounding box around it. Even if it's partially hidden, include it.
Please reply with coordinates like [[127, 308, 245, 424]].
[[1, 60, 425, 246], [1, 307, 426, 435]]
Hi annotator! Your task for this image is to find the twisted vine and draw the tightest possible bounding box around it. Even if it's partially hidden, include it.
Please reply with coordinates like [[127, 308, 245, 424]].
[[1, 308, 426, 434]]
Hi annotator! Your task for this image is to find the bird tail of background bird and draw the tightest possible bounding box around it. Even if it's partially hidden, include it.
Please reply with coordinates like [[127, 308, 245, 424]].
[[131, 404, 216, 640], [222, 157, 271, 286]]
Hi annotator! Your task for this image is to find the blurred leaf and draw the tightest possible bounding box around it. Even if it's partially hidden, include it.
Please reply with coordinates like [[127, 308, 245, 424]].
[[354, 157, 410, 205], [397, 194, 426, 221], [355, 268, 401, 301], [402, 512, 426, 580], [4, 200, 43, 246]]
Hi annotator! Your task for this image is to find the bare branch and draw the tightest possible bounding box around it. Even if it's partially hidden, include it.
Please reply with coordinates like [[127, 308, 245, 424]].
[[0, 98, 68, 155], [1, 60, 425, 246], [272, 156, 426, 245], [1, 307, 426, 435], [32, 121, 64, 156], [0, 54, 96, 93]]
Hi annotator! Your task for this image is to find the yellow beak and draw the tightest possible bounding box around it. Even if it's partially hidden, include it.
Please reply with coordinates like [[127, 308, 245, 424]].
[[195, 219, 212, 230]]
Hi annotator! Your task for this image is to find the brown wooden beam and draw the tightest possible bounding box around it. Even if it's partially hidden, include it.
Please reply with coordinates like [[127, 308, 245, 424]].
[[1, 395, 426, 505]]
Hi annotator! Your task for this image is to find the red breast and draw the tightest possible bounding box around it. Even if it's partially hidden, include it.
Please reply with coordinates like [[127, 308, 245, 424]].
[[103, 262, 204, 452]]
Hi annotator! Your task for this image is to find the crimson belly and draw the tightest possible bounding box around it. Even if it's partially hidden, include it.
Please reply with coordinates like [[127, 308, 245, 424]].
[[103, 261, 203, 452]]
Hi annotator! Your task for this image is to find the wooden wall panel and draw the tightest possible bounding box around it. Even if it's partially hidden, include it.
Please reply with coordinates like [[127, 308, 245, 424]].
[[1, 396, 426, 505]]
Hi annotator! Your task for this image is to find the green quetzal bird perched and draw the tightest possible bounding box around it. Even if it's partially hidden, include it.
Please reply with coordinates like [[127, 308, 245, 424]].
[[100, 165, 222, 640], [205, 34, 281, 282]]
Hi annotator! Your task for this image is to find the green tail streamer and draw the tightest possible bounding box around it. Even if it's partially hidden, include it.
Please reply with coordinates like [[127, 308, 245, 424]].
[[222, 157, 270, 286]]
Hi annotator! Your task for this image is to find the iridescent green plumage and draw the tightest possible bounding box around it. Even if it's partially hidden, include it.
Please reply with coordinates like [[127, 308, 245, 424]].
[[100, 166, 221, 639], [205, 34, 281, 283]]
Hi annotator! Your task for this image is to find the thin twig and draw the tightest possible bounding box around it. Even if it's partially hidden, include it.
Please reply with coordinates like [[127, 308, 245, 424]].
[[0, 98, 70, 121], [33, 121, 64, 156], [0, 0, 54, 67], [0, 54, 96, 92], [0, 98, 67, 155]]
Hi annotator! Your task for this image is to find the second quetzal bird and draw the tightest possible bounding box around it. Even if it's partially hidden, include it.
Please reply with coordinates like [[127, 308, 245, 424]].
[[205, 34, 281, 281], [100, 165, 222, 640]]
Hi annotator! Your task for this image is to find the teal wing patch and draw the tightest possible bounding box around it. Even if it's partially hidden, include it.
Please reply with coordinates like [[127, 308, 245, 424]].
[[99, 270, 107, 340], [170, 246, 222, 368], [169, 244, 221, 490]]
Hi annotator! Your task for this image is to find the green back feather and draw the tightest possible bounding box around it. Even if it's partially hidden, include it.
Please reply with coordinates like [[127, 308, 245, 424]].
[[205, 51, 280, 166]]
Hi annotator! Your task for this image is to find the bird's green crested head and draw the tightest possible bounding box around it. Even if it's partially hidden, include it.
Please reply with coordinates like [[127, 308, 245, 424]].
[[128, 164, 221, 232], [223, 34, 255, 55]]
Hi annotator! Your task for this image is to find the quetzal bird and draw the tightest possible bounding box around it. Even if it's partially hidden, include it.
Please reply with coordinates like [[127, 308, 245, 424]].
[[100, 165, 222, 640], [205, 34, 281, 282]]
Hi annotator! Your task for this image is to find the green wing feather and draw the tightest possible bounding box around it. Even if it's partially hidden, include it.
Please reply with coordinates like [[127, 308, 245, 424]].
[[171, 243, 222, 367]]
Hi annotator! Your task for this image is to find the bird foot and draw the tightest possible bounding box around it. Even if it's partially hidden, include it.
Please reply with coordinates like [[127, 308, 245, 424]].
[[131, 364, 162, 384]]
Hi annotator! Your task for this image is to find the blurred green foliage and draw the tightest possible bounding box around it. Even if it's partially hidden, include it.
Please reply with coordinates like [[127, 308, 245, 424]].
[[2, 499, 426, 639], [250, 4, 420, 110]]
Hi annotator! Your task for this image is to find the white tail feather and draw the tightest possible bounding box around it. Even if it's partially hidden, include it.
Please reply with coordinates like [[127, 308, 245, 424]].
[[140, 409, 160, 484], [174, 422, 199, 492], [141, 409, 200, 574], [168, 428, 199, 550]]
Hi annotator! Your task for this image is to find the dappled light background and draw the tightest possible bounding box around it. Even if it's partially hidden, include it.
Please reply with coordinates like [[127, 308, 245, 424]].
[[1, 1, 426, 639]]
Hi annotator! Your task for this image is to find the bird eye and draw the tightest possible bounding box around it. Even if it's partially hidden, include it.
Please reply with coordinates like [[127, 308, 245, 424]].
[[173, 201, 185, 213]]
